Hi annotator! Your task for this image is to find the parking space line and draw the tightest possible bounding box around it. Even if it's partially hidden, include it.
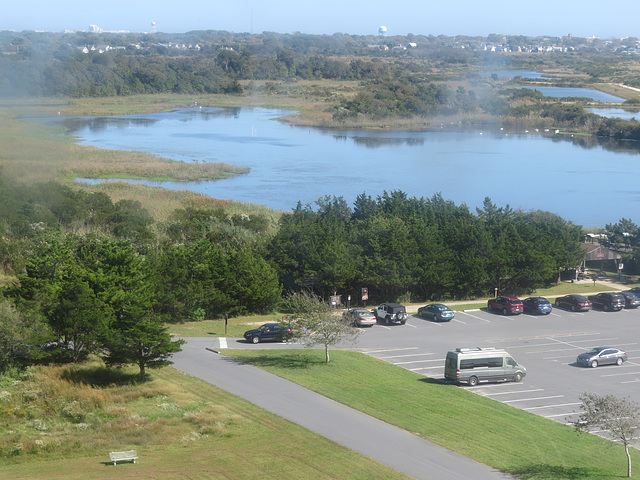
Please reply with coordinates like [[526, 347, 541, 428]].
[[483, 389, 544, 396], [378, 353, 435, 359], [600, 370, 640, 377], [521, 402, 580, 410], [409, 366, 443, 371], [361, 347, 418, 354], [394, 359, 440, 365], [486, 331, 602, 344], [219, 337, 228, 349], [458, 311, 491, 323], [503, 395, 564, 404]]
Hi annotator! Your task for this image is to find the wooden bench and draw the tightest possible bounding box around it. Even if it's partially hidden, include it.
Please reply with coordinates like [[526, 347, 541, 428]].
[[109, 450, 138, 465]]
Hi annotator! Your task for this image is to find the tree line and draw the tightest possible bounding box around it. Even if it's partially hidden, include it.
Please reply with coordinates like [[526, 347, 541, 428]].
[[4, 175, 640, 375]]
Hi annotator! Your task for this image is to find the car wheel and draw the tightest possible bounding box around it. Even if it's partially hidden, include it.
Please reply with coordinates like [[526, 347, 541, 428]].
[[400, 319, 406, 325], [385, 316, 390, 326], [502, 308, 508, 315], [487, 304, 492, 312], [252, 336, 260, 344], [468, 376, 479, 387], [514, 372, 523, 382], [590, 360, 598, 368], [617, 357, 623, 366], [571, 305, 576, 312]]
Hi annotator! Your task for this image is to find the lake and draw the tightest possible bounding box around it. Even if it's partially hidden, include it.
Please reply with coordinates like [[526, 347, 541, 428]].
[[39, 107, 640, 227], [587, 107, 640, 120], [518, 86, 625, 102]]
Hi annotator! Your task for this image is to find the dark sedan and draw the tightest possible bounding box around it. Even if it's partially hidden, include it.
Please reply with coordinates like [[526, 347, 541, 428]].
[[576, 346, 627, 368], [522, 297, 552, 315], [243, 323, 293, 344], [417, 303, 455, 322], [621, 291, 640, 308], [554, 294, 592, 312]]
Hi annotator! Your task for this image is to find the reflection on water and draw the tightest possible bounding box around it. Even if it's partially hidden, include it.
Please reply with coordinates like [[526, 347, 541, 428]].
[[33, 107, 640, 227], [336, 135, 426, 148]]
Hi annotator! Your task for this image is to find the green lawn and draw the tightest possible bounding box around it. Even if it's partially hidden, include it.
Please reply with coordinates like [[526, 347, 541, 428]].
[[222, 349, 640, 480]]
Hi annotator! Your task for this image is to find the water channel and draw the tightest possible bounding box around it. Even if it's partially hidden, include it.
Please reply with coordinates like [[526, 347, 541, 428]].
[[37, 104, 640, 228]]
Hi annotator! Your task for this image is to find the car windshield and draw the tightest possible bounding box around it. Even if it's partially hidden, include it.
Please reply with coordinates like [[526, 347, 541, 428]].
[[573, 295, 588, 302], [586, 347, 604, 355], [436, 306, 448, 311], [509, 299, 520, 304]]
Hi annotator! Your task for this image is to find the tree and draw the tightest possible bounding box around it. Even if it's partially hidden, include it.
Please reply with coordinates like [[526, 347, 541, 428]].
[[0, 298, 54, 371], [572, 392, 640, 478], [103, 316, 184, 381], [283, 290, 361, 363]]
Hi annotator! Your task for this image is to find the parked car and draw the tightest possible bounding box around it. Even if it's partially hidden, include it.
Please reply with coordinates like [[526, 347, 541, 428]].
[[418, 303, 455, 322], [487, 296, 523, 315], [621, 291, 640, 308], [554, 294, 592, 312], [588, 292, 625, 311], [343, 308, 376, 327], [628, 287, 640, 296], [373, 303, 408, 325], [243, 323, 293, 344], [576, 346, 627, 368], [522, 297, 552, 315]]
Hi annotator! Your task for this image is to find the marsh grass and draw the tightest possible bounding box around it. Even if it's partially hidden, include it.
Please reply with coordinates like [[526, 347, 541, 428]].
[[0, 359, 409, 480], [0, 103, 285, 224]]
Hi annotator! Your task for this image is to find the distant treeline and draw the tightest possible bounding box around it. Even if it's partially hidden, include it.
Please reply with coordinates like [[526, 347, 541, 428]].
[[3, 30, 640, 140]]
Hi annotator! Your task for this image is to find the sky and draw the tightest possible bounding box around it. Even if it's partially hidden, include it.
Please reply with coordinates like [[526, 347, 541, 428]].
[[3, 0, 639, 39]]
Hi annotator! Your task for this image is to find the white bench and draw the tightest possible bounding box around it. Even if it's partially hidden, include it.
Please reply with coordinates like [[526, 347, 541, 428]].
[[109, 450, 138, 465]]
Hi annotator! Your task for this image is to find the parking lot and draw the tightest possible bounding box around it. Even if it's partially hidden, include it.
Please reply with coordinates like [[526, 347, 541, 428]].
[[221, 300, 640, 442], [354, 305, 640, 439]]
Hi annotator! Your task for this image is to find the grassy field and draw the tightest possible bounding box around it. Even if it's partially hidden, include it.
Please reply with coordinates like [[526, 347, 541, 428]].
[[0, 360, 410, 480], [222, 349, 640, 480]]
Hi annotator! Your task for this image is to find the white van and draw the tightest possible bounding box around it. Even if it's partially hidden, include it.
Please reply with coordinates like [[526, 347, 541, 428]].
[[444, 347, 526, 386]]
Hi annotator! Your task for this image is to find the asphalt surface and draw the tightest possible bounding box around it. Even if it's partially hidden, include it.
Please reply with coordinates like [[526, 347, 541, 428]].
[[172, 337, 515, 480]]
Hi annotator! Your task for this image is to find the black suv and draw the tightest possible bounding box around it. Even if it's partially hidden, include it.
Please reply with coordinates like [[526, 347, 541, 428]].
[[588, 292, 625, 312], [243, 323, 293, 344], [373, 303, 408, 325]]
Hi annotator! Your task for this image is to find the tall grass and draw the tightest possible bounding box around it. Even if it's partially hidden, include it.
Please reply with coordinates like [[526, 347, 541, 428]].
[[0, 360, 409, 480]]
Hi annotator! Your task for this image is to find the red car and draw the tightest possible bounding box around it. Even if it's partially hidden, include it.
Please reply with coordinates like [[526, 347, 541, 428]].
[[487, 296, 523, 315]]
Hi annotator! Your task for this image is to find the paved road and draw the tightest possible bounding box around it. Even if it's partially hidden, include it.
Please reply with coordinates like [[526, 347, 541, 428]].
[[172, 337, 514, 480]]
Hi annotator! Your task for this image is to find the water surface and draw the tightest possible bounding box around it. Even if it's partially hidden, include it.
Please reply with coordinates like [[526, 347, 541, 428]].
[[39, 107, 640, 227]]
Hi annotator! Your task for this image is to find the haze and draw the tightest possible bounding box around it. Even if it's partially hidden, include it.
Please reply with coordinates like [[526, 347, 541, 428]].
[[3, 0, 639, 39]]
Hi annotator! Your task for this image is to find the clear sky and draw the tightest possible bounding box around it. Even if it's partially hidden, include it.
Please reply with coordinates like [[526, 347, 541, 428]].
[[3, 0, 638, 39]]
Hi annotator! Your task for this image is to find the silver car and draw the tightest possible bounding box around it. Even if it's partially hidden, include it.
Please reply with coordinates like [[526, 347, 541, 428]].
[[343, 308, 376, 327], [576, 347, 627, 368]]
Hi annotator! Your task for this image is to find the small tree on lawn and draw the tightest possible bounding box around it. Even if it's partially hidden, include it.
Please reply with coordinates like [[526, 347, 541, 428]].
[[572, 392, 640, 478], [284, 291, 361, 363]]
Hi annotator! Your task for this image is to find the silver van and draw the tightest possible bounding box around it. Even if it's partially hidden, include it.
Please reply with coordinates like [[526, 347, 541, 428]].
[[444, 347, 526, 386]]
